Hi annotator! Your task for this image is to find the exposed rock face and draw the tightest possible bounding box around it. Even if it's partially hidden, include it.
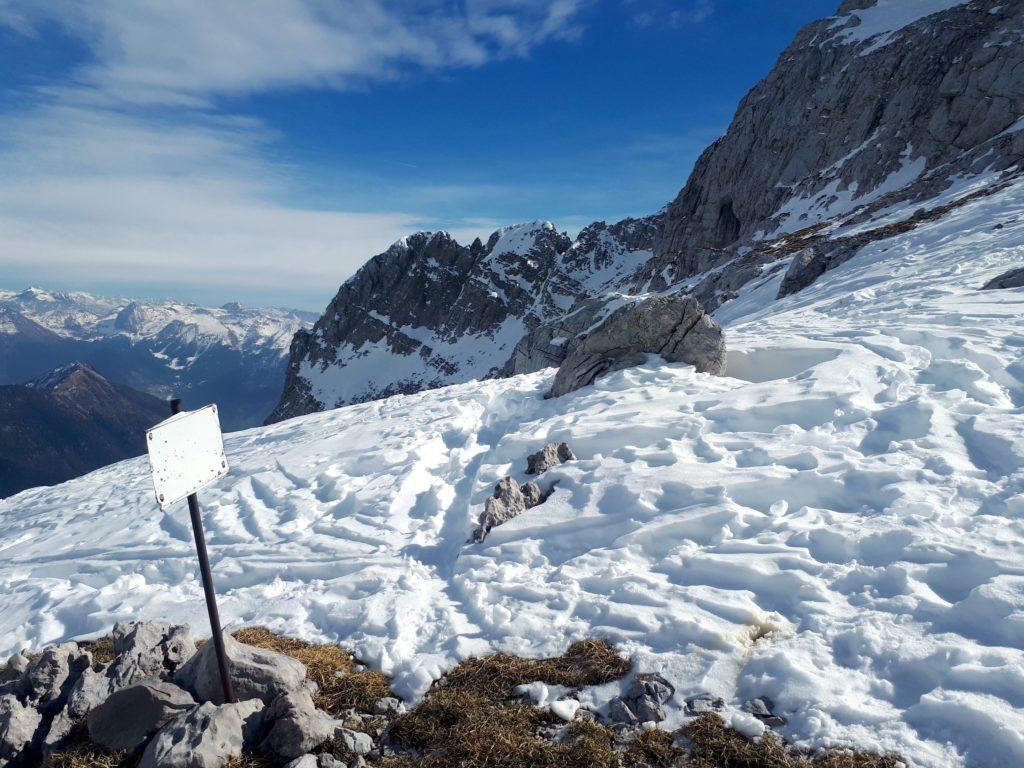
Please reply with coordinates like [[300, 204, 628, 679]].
[[982, 266, 1024, 290], [268, 218, 660, 422], [549, 296, 726, 397], [0, 694, 41, 765], [175, 632, 307, 706], [649, 0, 1024, 285], [525, 443, 576, 475], [272, 0, 1024, 420]]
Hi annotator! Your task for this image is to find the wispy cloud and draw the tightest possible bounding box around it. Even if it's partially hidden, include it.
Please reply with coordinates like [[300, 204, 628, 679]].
[[0, 1, 587, 307], [625, 0, 714, 29]]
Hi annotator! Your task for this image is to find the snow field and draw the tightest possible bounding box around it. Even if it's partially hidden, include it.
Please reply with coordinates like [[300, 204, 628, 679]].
[[1, 181, 1023, 766]]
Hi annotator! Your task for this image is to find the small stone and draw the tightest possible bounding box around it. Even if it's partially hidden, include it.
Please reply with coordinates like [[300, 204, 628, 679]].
[[318, 756, 348, 768], [608, 696, 637, 725], [525, 442, 577, 475], [334, 726, 373, 756], [175, 631, 306, 705], [631, 694, 666, 724], [626, 673, 675, 706], [88, 679, 195, 753], [283, 756, 318, 768], [260, 688, 334, 760], [139, 699, 265, 768], [741, 697, 772, 718], [685, 693, 724, 716], [372, 697, 405, 716]]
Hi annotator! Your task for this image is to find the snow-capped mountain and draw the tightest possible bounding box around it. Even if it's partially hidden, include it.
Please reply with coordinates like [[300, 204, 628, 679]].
[[2, 175, 1023, 765], [0, 289, 316, 430], [270, 0, 1024, 423]]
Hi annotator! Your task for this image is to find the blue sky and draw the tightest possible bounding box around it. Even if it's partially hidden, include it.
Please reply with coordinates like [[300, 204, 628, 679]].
[[0, 0, 838, 310]]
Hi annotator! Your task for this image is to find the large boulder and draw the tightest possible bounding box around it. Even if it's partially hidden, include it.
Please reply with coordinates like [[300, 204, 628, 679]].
[[549, 295, 725, 398], [175, 632, 306, 705], [139, 700, 264, 768], [981, 266, 1024, 290], [88, 679, 195, 753], [470, 477, 546, 544], [0, 694, 41, 766], [259, 688, 334, 760]]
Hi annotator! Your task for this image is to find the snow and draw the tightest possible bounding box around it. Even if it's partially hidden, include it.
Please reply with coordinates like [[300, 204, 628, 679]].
[[2, 180, 1024, 766], [488, 221, 556, 258], [825, 0, 971, 55]]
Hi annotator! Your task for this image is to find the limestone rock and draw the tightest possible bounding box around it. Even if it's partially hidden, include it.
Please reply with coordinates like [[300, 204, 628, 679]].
[[110, 620, 196, 686], [981, 266, 1024, 290], [549, 295, 725, 398], [525, 442, 576, 475], [334, 726, 373, 756], [175, 632, 306, 705], [0, 694, 41, 765], [23, 643, 90, 713], [88, 679, 195, 753], [138, 699, 264, 768], [259, 688, 334, 760], [470, 477, 548, 544], [685, 693, 724, 716]]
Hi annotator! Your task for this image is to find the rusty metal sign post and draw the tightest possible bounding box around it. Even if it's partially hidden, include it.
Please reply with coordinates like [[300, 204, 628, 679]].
[[146, 398, 236, 704]]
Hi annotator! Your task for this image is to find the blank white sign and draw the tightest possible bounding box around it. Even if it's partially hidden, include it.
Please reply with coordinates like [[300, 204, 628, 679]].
[[146, 404, 228, 509]]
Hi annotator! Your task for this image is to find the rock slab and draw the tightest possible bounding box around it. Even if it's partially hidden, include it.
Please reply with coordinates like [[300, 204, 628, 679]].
[[175, 632, 306, 705]]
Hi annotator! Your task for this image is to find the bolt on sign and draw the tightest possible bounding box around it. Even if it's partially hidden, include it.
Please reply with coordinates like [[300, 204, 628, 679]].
[[147, 404, 228, 508]]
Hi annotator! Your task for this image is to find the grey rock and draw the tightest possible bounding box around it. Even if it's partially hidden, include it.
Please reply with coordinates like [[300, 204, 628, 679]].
[[981, 266, 1024, 290], [260, 688, 334, 760], [175, 631, 306, 705], [372, 696, 405, 716], [318, 756, 348, 768], [110, 620, 196, 686], [685, 693, 724, 716], [0, 655, 28, 685], [607, 697, 637, 725], [139, 699, 264, 768], [549, 295, 725, 397], [742, 696, 787, 727], [41, 664, 115, 755], [625, 673, 675, 705], [88, 679, 195, 753], [470, 477, 549, 543], [23, 643, 90, 712], [334, 726, 373, 756], [0, 694, 41, 765], [525, 442, 576, 475], [284, 757, 319, 768]]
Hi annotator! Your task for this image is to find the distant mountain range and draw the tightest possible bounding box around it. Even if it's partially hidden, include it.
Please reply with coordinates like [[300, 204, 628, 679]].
[[0, 288, 315, 430], [0, 362, 168, 497]]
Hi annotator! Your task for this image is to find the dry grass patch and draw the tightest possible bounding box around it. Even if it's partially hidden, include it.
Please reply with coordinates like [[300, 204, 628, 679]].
[[384, 639, 630, 768], [682, 714, 903, 768], [623, 727, 683, 768], [232, 626, 391, 714], [79, 636, 118, 667], [41, 741, 137, 768]]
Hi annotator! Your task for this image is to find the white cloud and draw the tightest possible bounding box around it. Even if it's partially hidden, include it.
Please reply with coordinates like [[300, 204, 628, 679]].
[[4, 0, 585, 105], [0, 1, 587, 307]]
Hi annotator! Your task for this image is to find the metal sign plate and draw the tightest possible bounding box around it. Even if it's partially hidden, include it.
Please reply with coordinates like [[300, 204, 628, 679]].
[[146, 404, 228, 509]]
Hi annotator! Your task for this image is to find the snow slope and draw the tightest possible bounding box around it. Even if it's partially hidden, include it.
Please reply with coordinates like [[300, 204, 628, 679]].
[[2, 182, 1024, 766]]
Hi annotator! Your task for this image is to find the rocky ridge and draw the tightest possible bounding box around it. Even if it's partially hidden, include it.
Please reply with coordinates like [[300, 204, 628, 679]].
[[269, 0, 1024, 422]]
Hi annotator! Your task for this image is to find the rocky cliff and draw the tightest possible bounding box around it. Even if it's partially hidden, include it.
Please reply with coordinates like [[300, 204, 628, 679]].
[[271, 0, 1024, 422]]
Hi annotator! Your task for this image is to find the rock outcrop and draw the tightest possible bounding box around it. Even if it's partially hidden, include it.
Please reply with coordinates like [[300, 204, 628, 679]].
[[470, 477, 549, 544], [525, 442, 576, 475], [271, 0, 1024, 420]]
